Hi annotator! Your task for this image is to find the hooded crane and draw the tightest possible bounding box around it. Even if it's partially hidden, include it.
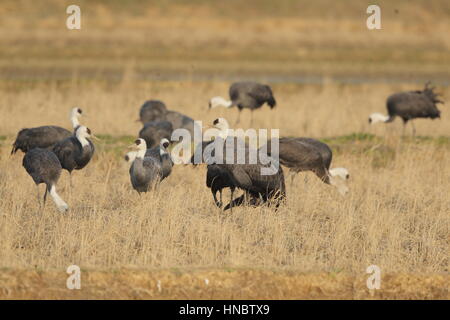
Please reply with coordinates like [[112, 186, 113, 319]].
[[263, 137, 349, 195], [139, 120, 173, 148], [205, 118, 286, 211], [125, 138, 173, 180], [52, 125, 97, 185], [22, 148, 68, 213], [11, 107, 83, 154], [208, 81, 277, 125], [138, 100, 198, 136], [128, 138, 166, 193], [368, 83, 444, 136]]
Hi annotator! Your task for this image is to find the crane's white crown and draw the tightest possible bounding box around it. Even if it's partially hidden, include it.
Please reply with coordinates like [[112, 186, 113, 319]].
[[368, 113, 390, 124], [213, 117, 229, 130], [209, 96, 232, 109], [70, 107, 83, 129], [134, 138, 147, 149], [160, 138, 170, 149], [212, 117, 230, 139], [159, 138, 170, 155]]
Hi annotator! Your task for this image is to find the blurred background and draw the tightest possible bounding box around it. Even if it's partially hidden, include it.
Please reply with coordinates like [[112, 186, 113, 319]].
[[0, 0, 449, 137], [1, 0, 449, 83]]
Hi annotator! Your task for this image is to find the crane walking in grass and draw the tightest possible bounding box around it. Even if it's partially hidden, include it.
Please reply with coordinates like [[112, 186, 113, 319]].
[[205, 118, 286, 211], [262, 137, 350, 195], [208, 81, 277, 126], [368, 83, 444, 136]]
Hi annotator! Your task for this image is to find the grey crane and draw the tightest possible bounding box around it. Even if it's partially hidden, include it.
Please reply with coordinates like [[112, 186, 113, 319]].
[[126, 138, 173, 180], [138, 100, 198, 136], [262, 137, 349, 195], [52, 125, 97, 185], [11, 107, 83, 154], [139, 120, 173, 148], [208, 81, 277, 125], [22, 148, 68, 213], [368, 83, 444, 136], [128, 138, 164, 193], [205, 118, 286, 211]]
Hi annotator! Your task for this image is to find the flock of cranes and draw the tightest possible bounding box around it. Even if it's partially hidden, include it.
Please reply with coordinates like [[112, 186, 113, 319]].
[[10, 81, 444, 213]]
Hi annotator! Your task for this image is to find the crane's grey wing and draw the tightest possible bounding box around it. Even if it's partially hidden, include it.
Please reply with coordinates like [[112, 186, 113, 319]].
[[52, 137, 78, 171], [12, 126, 72, 154], [23, 148, 62, 185], [164, 111, 195, 135], [387, 91, 441, 119], [295, 138, 332, 169]]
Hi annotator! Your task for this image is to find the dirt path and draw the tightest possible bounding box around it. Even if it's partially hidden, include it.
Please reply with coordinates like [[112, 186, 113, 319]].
[[0, 269, 448, 299]]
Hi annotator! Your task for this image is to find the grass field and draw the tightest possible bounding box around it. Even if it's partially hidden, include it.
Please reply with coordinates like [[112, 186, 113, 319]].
[[0, 0, 449, 299]]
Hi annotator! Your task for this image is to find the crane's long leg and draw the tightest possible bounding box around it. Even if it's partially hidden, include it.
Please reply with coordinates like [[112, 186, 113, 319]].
[[36, 185, 41, 208], [289, 170, 296, 185], [212, 190, 222, 208], [411, 121, 416, 137], [229, 188, 235, 212], [235, 110, 241, 125], [43, 186, 48, 208], [402, 121, 407, 137], [250, 110, 254, 127], [224, 194, 246, 211]]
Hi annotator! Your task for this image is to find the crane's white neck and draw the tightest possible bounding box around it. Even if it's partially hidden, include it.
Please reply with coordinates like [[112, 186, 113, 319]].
[[136, 147, 147, 159], [218, 128, 229, 140], [70, 110, 81, 129], [210, 96, 233, 109], [76, 130, 90, 147], [369, 113, 390, 124], [49, 185, 68, 213], [215, 120, 230, 139]]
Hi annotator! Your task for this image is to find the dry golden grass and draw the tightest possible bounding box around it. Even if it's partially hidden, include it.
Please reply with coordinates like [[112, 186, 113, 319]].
[[0, 0, 449, 299], [0, 81, 448, 278]]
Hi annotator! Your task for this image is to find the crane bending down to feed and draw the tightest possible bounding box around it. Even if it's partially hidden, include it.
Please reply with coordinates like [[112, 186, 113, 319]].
[[208, 81, 277, 126], [11, 107, 83, 154], [128, 138, 172, 193], [205, 118, 286, 211], [368, 82, 444, 136], [22, 148, 68, 213], [262, 137, 350, 195], [52, 125, 97, 186]]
